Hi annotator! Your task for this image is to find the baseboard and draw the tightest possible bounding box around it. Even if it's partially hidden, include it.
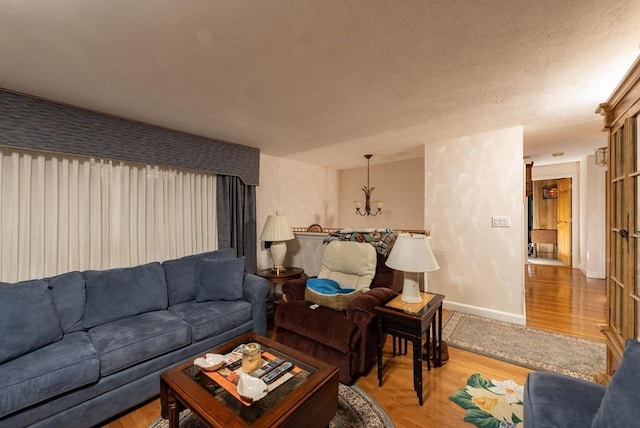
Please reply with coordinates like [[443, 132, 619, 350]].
[[443, 300, 526, 325]]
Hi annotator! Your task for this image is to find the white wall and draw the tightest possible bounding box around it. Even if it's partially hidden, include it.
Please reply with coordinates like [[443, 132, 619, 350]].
[[425, 127, 525, 323], [256, 154, 339, 271], [338, 157, 424, 229], [579, 155, 606, 278]]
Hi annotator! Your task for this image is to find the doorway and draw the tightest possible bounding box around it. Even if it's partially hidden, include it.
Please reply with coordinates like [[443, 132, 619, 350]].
[[527, 178, 572, 266]]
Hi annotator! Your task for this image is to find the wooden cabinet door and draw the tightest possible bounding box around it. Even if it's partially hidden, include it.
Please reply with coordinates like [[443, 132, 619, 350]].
[[557, 178, 572, 265], [608, 125, 629, 366]]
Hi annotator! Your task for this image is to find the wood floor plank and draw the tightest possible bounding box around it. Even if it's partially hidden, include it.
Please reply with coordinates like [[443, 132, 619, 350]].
[[101, 264, 606, 428]]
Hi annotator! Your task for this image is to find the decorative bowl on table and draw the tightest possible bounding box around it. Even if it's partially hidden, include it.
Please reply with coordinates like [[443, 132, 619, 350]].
[[237, 372, 268, 402], [194, 353, 226, 371]]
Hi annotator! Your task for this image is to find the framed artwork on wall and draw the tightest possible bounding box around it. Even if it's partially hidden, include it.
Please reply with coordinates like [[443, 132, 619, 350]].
[[542, 186, 557, 199]]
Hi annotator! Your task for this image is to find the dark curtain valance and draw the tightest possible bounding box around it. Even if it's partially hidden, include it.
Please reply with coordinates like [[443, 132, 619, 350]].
[[0, 89, 259, 185]]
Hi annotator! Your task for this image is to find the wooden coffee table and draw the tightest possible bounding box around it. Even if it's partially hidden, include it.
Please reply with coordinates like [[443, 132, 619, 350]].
[[160, 333, 339, 428]]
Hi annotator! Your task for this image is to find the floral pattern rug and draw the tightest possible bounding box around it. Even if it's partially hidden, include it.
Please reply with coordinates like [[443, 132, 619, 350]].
[[450, 373, 524, 428]]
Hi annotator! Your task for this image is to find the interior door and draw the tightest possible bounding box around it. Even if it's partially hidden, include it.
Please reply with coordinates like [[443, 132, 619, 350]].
[[557, 178, 572, 265], [607, 124, 630, 364]]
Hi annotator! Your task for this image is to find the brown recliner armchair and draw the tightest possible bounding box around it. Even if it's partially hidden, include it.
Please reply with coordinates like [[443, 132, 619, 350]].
[[274, 241, 397, 384]]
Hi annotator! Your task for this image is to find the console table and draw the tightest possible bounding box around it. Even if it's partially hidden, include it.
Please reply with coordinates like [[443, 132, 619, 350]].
[[375, 292, 445, 405]]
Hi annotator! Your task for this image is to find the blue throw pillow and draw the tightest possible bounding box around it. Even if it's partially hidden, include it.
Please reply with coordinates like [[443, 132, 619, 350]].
[[163, 248, 237, 305], [591, 339, 640, 427], [48, 271, 86, 333], [307, 278, 355, 295], [0, 280, 63, 364], [196, 258, 245, 302]]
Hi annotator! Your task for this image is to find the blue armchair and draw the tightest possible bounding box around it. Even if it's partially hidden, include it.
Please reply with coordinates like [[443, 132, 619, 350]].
[[524, 339, 640, 427]]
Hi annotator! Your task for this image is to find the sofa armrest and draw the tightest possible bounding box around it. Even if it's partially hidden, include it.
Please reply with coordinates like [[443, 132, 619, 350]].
[[346, 287, 396, 327], [242, 274, 270, 335], [281, 277, 312, 302], [346, 287, 396, 373]]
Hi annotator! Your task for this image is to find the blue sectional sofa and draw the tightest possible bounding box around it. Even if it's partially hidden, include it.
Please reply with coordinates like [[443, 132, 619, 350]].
[[0, 248, 269, 428], [523, 339, 640, 428]]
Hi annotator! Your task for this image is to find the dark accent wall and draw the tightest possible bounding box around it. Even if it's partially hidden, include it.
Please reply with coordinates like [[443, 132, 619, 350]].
[[0, 90, 259, 185]]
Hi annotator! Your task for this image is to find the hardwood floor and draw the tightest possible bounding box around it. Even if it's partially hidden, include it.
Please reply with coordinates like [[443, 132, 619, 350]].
[[525, 264, 606, 342], [101, 264, 606, 428]]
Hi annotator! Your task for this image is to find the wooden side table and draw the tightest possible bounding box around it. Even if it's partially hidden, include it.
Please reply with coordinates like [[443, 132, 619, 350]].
[[256, 267, 305, 317], [375, 292, 445, 405]]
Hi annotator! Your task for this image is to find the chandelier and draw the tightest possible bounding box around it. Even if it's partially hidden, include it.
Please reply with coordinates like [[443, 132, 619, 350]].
[[354, 154, 383, 216]]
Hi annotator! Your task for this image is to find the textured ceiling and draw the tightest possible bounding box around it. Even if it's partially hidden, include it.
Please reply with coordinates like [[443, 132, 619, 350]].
[[1, 1, 639, 169]]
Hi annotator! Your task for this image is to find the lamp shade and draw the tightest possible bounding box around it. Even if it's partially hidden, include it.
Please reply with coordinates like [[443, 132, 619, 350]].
[[385, 233, 439, 273], [259, 214, 295, 242]]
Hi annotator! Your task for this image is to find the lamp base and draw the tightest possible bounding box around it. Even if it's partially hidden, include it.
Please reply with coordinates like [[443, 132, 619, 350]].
[[401, 274, 422, 303], [268, 241, 288, 274]]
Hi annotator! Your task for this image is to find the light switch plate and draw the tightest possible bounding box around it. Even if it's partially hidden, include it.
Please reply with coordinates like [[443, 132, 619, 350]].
[[491, 216, 511, 227]]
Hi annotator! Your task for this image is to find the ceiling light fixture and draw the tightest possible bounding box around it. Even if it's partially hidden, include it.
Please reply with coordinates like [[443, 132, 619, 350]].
[[354, 154, 383, 216]]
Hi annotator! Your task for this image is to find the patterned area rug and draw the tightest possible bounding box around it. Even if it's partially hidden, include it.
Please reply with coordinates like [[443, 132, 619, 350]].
[[147, 384, 394, 428], [451, 373, 524, 428], [443, 311, 606, 381]]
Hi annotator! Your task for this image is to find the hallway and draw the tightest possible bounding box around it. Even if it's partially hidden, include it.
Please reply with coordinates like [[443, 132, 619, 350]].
[[525, 264, 606, 342]]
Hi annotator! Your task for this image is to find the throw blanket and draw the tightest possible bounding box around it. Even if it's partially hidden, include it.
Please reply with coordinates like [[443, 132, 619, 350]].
[[323, 228, 397, 256]]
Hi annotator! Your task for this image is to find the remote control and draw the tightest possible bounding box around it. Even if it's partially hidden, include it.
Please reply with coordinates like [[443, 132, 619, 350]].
[[227, 358, 242, 370], [251, 358, 284, 378], [262, 361, 293, 384]]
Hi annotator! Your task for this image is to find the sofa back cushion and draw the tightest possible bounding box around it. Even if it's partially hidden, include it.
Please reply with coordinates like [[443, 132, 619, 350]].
[[196, 257, 245, 302], [83, 262, 167, 329], [163, 248, 236, 306], [318, 241, 377, 290], [48, 271, 86, 333], [0, 279, 63, 364]]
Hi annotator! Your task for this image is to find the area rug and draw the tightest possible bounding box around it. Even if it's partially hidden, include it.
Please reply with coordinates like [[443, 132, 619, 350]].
[[147, 383, 394, 428], [443, 311, 606, 381], [450, 373, 524, 428]]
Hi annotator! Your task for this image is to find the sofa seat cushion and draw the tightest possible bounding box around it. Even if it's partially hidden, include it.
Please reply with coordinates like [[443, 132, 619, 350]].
[[523, 371, 605, 428], [169, 300, 252, 341], [0, 332, 99, 418], [0, 279, 63, 364], [275, 301, 358, 354], [305, 278, 362, 311], [88, 311, 191, 376], [83, 262, 168, 329]]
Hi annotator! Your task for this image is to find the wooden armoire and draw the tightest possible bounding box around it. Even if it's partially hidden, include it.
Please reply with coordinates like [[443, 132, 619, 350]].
[[597, 55, 640, 373]]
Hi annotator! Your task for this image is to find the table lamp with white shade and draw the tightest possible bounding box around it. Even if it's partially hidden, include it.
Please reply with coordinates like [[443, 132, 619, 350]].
[[259, 213, 295, 274], [385, 233, 439, 303]]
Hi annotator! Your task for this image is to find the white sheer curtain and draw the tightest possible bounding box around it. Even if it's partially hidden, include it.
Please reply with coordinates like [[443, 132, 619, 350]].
[[0, 147, 217, 283]]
